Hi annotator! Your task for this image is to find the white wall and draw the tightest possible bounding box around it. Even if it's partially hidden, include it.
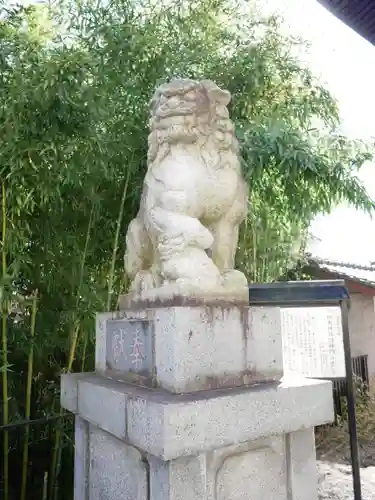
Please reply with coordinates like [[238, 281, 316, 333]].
[[348, 293, 375, 389]]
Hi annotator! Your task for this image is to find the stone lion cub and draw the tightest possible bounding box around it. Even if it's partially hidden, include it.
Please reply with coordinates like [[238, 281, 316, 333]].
[[124, 78, 248, 296]]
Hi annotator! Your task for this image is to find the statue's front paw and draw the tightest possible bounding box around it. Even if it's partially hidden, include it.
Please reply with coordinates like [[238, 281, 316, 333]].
[[221, 269, 248, 290], [131, 270, 158, 293]]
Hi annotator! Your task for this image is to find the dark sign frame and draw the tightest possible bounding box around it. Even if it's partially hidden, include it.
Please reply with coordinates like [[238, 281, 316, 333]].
[[248, 280, 361, 500]]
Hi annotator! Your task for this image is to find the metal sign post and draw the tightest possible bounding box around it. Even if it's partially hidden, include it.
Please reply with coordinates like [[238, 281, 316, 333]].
[[248, 280, 362, 500], [341, 299, 362, 500]]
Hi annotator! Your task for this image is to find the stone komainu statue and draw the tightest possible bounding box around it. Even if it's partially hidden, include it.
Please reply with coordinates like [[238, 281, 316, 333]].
[[124, 78, 248, 295]]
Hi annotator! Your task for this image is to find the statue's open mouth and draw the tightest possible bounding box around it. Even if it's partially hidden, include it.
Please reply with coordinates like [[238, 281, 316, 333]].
[[156, 107, 194, 119], [157, 104, 208, 120]]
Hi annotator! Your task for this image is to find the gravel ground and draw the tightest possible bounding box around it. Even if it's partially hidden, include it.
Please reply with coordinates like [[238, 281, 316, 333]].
[[318, 461, 375, 500]]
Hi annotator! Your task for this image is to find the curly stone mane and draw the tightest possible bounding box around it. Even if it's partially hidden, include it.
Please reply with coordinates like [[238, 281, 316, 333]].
[[147, 79, 241, 171]]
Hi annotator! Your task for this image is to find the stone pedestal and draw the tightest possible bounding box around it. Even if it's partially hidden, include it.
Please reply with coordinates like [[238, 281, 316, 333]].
[[95, 304, 283, 392], [61, 303, 335, 500]]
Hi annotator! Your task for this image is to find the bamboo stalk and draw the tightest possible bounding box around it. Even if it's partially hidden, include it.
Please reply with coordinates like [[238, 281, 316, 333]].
[[1, 180, 9, 500], [50, 324, 80, 500], [20, 290, 38, 500], [107, 170, 131, 311], [251, 221, 257, 282], [48, 325, 80, 500], [42, 472, 48, 500], [81, 330, 88, 372], [67, 323, 80, 372], [78, 204, 94, 295]]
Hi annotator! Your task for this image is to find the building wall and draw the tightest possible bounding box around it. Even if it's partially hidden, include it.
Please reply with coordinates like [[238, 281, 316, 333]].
[[348, 292, 375, 390]]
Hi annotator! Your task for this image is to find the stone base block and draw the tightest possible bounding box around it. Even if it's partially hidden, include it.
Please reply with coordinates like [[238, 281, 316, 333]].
[[65, 373, 334, 500], [80, 425, 317, 500], [96, 304, 284, 393], [61, 372, 334, 460]]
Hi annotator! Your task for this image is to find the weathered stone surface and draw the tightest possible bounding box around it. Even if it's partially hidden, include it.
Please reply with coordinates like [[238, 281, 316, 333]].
[[287, 428, 318, 500], [89, 426, 147, 500], [247, 306, 284, 378], [71, 421, 323, 500], [96, 305, 283, 393], [149, 455, 208, 500], [216, 444, 286, 500], [60, 372, 87, 413], [118, 287, 249, 310], [105, 317, 153, 375], [127, 378, 333, 460], [95, 312, 112, 372], [61, 372, 334, 461], [78, 378, 128, 439], [74, 417, 89, 500]]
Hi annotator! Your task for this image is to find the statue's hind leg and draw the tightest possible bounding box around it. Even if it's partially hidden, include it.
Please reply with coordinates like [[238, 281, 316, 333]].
[[124, 218, 159, 293], [208, 184, 248, 291]]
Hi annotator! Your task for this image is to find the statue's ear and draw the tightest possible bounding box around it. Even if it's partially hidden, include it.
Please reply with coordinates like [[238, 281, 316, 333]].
[[201, 80, 231, 107]]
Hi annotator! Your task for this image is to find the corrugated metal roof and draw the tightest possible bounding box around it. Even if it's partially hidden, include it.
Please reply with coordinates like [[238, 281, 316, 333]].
[[311, 258, 375, 287], [317, 0, 375, 45]]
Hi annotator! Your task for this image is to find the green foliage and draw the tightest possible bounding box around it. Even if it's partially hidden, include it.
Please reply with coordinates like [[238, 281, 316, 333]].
[[316, 378, 375, 467], [0, 0, 374, 497]]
